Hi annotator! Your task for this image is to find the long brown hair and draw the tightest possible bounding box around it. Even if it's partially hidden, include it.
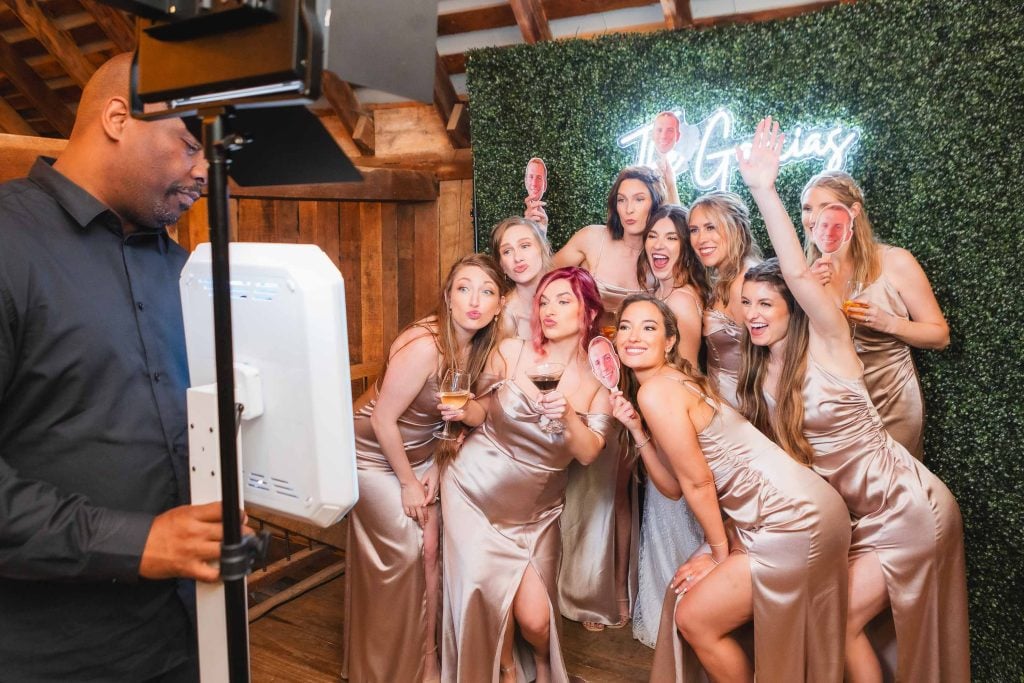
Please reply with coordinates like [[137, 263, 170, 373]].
[[802, 171, 882, 284], [687, 191, 760, 308], [617, 294, 718, 437], [636, 204, 706, 295], [606, 166, 666, 240], [392, 254, 509, 467], [735, 259, 816, 466]]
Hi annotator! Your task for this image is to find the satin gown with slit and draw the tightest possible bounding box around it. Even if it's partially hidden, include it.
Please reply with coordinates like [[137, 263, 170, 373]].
[[852, 269, 926, 460], [650, 377, 851, 683], [702, 308, 742, 409], [343, 375, 441, 683], [789, 357, 970, 681], [441, 380, 616, 682]]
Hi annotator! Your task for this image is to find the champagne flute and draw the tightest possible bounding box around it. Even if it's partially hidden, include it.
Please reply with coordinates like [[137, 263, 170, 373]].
[[526, 362, 566, 435], [434, 369, 471, 441], [843, 280, 867, 352]]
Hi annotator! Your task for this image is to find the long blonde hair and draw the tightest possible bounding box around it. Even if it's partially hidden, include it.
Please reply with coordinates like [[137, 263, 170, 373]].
[[688, 191, 761, 308], [735, 259, 816, 466], [802, 171, 882, 284], [489, 216, 554, 284]]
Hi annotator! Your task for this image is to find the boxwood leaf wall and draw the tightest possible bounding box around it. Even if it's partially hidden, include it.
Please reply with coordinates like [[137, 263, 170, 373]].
[[467, 0, 1023, 678]]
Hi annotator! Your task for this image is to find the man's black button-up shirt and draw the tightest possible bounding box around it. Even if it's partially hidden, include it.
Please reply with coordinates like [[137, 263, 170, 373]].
[[0, 158, 193, 680]]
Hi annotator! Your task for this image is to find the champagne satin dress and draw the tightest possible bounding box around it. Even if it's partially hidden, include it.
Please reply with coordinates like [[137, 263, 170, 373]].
[[702, 308, 743, 409], [440, 380, 616, 682], [796, 357, 970, 681], [650, 378, 851, 683], [343, 375, 441, 683], [853, 271, 926, 459]]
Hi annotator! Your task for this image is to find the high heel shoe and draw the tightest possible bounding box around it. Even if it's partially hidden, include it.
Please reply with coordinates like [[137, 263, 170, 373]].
[[605, 597, 631, 630]]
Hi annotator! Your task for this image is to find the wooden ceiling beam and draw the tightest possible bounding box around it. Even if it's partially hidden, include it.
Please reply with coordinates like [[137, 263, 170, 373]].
[[321, 70, 374, 156], [1, 0, 96, 88], [509, 0, 552, 43], [690, 1, 845, 28], [436, 0, 653, 36], [0, 34, 74, 135], [660, 0, 693, 29], [433, 52, 469, 149], [0, 94, 36, 134], [77, 0, 135, 52]]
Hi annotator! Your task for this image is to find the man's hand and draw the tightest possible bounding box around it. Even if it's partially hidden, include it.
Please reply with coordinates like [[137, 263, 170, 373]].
[[139, 502, 227, 583]]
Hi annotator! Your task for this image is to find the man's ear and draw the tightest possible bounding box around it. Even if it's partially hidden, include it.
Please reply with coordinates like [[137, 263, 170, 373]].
[[100, 96, 131, 142]]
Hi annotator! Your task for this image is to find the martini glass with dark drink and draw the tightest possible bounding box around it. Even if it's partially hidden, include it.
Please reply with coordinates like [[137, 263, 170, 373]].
[[527, 362, 566, 435], [435, 369, 471, 441]]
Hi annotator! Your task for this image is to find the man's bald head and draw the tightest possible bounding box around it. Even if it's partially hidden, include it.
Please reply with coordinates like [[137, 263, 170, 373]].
[[72, 52, 132, 138]]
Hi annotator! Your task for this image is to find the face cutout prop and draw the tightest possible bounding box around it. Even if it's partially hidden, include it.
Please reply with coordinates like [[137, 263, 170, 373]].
[[811, 202, 855, 262], [524, 158, 547, 202], [588, 336, 621, 390]]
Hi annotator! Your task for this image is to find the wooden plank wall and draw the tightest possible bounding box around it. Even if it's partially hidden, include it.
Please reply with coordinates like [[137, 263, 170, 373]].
[[171, 181, 475, 395]]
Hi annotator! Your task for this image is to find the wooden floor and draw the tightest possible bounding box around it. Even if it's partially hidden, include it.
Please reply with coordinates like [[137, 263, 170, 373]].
[[249, 568, 654, 682]]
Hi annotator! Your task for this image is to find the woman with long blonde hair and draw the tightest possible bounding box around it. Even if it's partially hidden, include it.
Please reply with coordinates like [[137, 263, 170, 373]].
[[687, 191, 761, 407], [343, 254, 508, 683], [803, 170, 948, 459], [736, 116, 969, 682], [439, 267, 614, 683], [610, 294, 849, 682], [491, 217, 554, 340]]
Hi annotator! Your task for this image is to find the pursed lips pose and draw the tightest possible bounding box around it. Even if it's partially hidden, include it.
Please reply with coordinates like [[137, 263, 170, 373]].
[[344, 254, 507, 683], [492, 216, 554, 341], [736, 116, 970, 682], [611, 294, 850, 682]]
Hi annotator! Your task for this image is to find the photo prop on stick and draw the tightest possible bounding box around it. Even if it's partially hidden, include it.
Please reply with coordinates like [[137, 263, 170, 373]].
[[812, 202, 855, 263], [588, 336, 621, 390]]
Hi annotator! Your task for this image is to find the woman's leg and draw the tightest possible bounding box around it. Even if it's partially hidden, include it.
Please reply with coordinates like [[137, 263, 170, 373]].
[[421, 504, 441, 682], [845, 552, 889, 683], [674, 553, 754, 683], [513, 564, 554, 683]]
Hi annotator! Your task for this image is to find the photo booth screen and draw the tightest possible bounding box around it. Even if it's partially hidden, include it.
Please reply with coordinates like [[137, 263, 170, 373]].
[[180, 243, 358, 527]]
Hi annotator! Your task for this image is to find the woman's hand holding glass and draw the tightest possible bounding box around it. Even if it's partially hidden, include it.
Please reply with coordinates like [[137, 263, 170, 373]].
[[536, 389, 569, 425]]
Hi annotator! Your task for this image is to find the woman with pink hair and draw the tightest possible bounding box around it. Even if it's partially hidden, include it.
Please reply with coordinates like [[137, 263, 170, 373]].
[[439, 267, 615, 683]]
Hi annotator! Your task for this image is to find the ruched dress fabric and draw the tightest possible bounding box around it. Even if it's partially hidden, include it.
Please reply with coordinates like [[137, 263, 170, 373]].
[[557, 420, 635, 626], [343, 375, 441, 683], [650, 378, 851, 683], [794, 358, 970, 681], [702, 308, 743, 409], [852, 271, 926, 459], [440, 380, 617, 682]]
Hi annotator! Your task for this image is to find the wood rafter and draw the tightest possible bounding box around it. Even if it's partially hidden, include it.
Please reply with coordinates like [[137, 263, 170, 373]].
[[660, 0, 693, 29], [321, 70, 374, 155], [0, 94, 36, 134], [509, 0, 551, 44], [433, 52, 469, 149], [1, 0, 96, 88], [0, 34, 74, 135], [77, 0, 135, 52]]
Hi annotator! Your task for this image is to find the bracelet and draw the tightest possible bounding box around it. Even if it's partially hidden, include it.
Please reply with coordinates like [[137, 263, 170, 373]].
[[710, 555, 721, 565], [708, 540, 727, 548], [633, 433, 652, 450]]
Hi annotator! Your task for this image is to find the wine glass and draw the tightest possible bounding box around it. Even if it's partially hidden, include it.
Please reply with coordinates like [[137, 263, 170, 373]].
[[526, 362, 566, 435], [434, 369, 471, 441], [842, 280, 867, 352]]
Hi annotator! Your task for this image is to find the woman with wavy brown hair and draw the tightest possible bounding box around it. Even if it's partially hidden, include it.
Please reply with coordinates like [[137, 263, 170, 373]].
[[686, 191, 761, 408], [490, 217, 554, 340], [343, 254, 508, 683], [802, 170, 948, 459], [736, 116, 969, 682], [610, 294, 849, 682]]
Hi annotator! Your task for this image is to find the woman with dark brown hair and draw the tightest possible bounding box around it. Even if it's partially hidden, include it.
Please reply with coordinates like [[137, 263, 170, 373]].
[[610, 294, 849, 682], [343, 254, 508, 683], [736, 116, 969, 682]]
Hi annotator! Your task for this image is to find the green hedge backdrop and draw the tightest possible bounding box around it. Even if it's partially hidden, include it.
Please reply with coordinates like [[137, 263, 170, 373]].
[[467, 0, 1022, 679]]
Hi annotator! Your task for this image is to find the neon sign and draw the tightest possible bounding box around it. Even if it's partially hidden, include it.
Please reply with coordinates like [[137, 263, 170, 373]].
[[617, 108, 860, 192]]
